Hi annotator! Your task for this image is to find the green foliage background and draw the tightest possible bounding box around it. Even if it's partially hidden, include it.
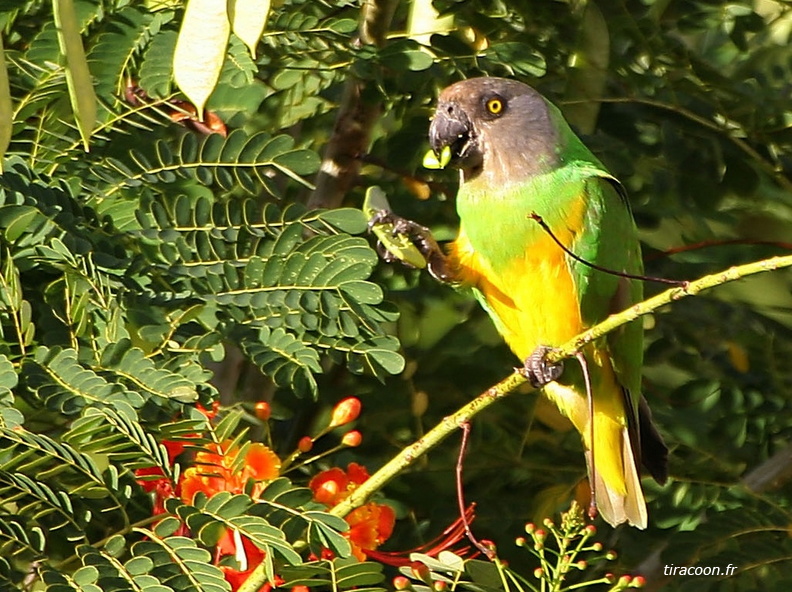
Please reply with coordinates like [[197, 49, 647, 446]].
[[0, 0, 791, 591]]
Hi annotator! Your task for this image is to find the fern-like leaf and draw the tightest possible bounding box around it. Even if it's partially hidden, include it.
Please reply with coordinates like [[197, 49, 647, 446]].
[[255, 478, 352, 558], [280, 557, 386, 592], [97, 130, 319, 200], [77, 544, 173, 592], [171, 491, 303, 566], [0, 427, 126, 518], [0, 517, 45, 561], [131, 528, 231, 592]]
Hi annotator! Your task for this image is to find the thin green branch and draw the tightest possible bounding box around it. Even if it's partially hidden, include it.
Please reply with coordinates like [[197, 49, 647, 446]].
[[237, 253, 792, 592], [329, 253, 792, 518]]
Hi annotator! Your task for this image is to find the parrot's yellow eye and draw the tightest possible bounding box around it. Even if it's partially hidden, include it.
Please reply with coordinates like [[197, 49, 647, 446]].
[[486, 97, 504, 115]]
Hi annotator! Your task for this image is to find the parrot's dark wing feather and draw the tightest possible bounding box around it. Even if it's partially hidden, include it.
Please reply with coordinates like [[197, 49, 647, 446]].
[[637, 395, 669, 484], [622, 388, 669, 485]]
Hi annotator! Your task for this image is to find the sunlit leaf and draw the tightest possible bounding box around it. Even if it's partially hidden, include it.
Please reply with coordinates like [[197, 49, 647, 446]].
[[173, 0, 230, 119]]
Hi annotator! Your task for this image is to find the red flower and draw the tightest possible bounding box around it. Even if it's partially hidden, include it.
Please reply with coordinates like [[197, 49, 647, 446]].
[[134, 438, 190, 514], [196, 400, 220, 419], [217, 529, 268, 590], [134, 466, 174, 515], [309, 463, 395, 560], [181, 441, 281, 503], [346, 503, 396, 561], [309, 462, 369, 507]]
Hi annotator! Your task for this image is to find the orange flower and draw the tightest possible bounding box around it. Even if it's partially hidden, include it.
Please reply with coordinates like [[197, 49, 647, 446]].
[[196, 400, 220, 419], [181, 441, 281, 503], [345, 503, 396, 560], [217, 529, 268, 591], [308, 462, 369, 507], [365, 505, 478, 567], [309, 463, 395, 560]]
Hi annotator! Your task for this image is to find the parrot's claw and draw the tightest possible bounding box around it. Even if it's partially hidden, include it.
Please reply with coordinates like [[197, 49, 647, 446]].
[[375, 240, 421, 268], [375, 240, 397, 263], [367, 209, 395, 231], [369, 210, 459, 284], [521, 345, 564, 387]]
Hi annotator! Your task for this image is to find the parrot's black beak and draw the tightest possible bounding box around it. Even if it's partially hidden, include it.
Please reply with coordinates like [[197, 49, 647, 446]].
[[429, 103, 479, 168]]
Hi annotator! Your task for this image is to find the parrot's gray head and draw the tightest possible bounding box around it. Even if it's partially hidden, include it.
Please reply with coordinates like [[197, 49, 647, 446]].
[[429, 77, 560, 183]]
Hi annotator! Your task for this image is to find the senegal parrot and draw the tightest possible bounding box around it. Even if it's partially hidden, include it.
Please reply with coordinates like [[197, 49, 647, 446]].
[[413, 78, 668, 528]]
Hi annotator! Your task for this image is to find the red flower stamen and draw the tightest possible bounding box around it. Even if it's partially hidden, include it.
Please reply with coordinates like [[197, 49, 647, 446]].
[[364, 505, 478, 567]]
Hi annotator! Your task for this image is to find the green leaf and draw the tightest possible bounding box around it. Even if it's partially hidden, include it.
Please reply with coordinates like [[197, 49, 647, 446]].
[[53, 0, 97, 150], [139, 30, 177, 98], [174, 0, 231, 119], [0, 35, 12, 170], [379, 40, 433, 71], [484, 42, 547, 77], [229, 0, 271, 56]]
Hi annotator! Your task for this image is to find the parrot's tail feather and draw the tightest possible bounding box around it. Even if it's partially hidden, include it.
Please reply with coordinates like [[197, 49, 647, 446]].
[[585, 428, 648, 529], [622, 429, 648, 528], [638, 396, 669, 485]]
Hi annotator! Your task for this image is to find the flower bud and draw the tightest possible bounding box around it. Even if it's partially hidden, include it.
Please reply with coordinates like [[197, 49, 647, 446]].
[[576, 560, 587, 570], [515, 536, 526, 547], [525, 522, 536, 534], [298, 436, 313, 453], [533, 568, 544, 579], [604, 573, 615, 584], [329, 397, 361, 427], [196, 401, 219, 419], [433, 580, 447, 591], [543, 518, 554, 528], [393, 576, 411, 590], [342, 430, 362, 447], [618, 575, 632, 587], [584, 524, 597, 536], [320, 548, 335, 560], [631, 576, 646, 588], [254, 401, 272, 421], [534, 529, 547, 542], [605, 550, 618, 561], [592, 542, 603, 552]]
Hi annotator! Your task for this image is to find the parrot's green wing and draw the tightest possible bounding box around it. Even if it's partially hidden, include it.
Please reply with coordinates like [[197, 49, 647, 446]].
[[569, 172, 644, 404]]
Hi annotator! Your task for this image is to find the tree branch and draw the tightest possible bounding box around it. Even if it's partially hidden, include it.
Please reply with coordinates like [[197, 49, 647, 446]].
[[239, 254, 792, 592], [330, 253, 792, 518], [306, 0, 398, 210]]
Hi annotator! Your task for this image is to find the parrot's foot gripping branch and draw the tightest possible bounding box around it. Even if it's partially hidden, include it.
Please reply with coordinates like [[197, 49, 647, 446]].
[[521, 345, 564, 387], [367, 210, 459, 283]]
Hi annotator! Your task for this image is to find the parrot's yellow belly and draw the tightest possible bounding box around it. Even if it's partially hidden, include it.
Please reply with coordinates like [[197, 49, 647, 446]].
[[450, 227, 583, 361]]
